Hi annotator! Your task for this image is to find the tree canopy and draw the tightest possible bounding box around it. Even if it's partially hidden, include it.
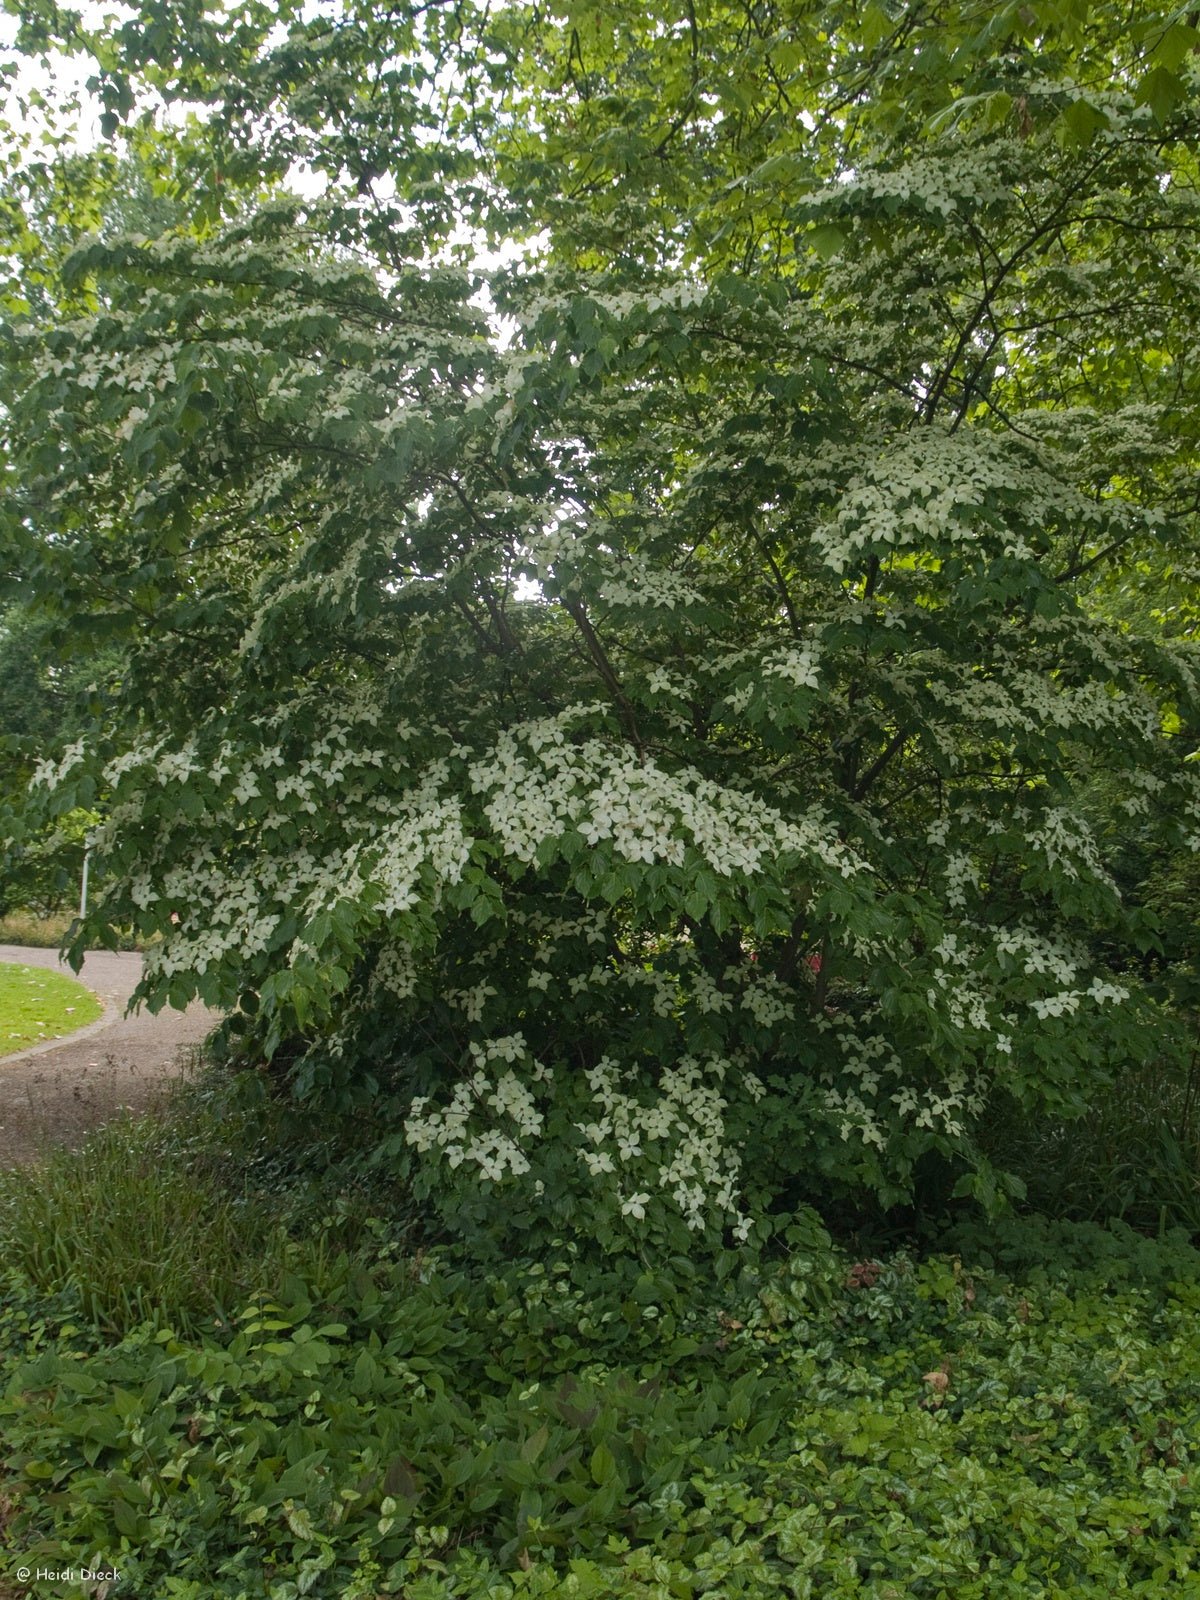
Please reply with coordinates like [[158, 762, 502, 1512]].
[[3, 0, 1199, 1247]]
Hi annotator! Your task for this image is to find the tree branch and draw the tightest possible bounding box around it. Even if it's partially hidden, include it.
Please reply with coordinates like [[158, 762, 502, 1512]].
[[562, 596, 643, 751]]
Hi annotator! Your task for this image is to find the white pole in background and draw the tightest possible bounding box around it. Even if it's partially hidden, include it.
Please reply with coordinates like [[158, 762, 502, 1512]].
[[79, 845, 90, 919]]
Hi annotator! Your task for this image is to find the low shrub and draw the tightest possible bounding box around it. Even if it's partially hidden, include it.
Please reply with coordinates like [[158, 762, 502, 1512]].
[[0, 907, 74, 947], [3, 1059, 1198, 1598]]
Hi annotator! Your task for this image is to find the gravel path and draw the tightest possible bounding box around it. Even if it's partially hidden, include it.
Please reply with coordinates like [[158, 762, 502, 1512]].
[[0, 945, 215, 1167]]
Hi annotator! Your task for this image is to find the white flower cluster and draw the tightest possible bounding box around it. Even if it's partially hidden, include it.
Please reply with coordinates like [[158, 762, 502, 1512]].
[[993, 925, 1082, 985], [30, 739, 87, 791], [1030, 976, 1129, 1020], [468, 714, 860, 879], [738, 969, 796, 1027], [358, 798, 472, 916], [1020, 805, 1113, 886], [447, 980, 499, 1022], [371, 944, 419, 1002], [1115, 769, 1166, 819], [153, 742, 202, 784], [818, 1014, 985, 1148], [940, 849, 980, 910], [761, 642, 823, 689], [143, 844, 340, 981], [824, 1085, 888, 1149], [644, 664, 697, 700], [927, 934, 993, 1034], [405, 1036, 546, 1183], [1177, 774, 1200, 853], [813, 146, 1011, 221], [402, 1036, 762, 1233], [576, 1054, 763, 1231], [811, 426, 1100, 575], [1012, 672, 1157, 741], [598, 558, 704, 612], [690, 968, 733, 1016]]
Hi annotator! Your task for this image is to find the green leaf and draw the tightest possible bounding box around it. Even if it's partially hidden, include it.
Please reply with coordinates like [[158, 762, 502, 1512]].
[[521, 1424, 550, 1463], [1056, 98, 1108, 147], [589, 1442, 617, 1486], [112, 1498, 142, 1538], [1149, 21, 1199, 72], [1136, 64, 1184, 123], [807, 223, 847, 260]]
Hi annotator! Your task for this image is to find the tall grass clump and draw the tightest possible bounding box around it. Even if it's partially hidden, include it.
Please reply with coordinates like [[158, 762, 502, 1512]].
[[0, 1113, 303, 1337], [978, 1053, 1200, 1238], [0, 908, 78, 948], [0, 908, 142, 949]]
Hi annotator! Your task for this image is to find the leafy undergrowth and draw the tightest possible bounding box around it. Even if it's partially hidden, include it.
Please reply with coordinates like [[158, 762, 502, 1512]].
[[2, 1214, 1199, 1598], [0, 960, 102, 1056]]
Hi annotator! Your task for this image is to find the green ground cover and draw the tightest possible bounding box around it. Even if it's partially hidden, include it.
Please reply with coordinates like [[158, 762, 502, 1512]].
[[0, 961, 103, 1057], [1, 1100, 1198, 1600]]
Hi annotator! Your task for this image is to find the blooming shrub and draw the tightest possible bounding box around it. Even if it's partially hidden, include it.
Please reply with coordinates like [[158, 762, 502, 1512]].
[[4, 1, 1200, 1241]]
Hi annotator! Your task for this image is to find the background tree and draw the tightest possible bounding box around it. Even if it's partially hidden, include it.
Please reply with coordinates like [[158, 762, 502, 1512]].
[[3, 0, 1198, 1247]]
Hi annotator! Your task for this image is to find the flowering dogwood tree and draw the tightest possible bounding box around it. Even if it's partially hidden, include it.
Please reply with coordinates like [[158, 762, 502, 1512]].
[[3, 0, 1199, 1245]]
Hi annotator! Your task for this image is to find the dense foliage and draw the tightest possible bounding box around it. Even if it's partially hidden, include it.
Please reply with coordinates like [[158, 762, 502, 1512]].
[[0, 604, 119, 914], [3, 0, 1200, 1239], [3, 1163, 1199, 1598]]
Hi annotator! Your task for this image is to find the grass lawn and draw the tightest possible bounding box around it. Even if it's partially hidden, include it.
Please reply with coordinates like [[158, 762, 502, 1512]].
[[0, 961, 103, 1056]]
